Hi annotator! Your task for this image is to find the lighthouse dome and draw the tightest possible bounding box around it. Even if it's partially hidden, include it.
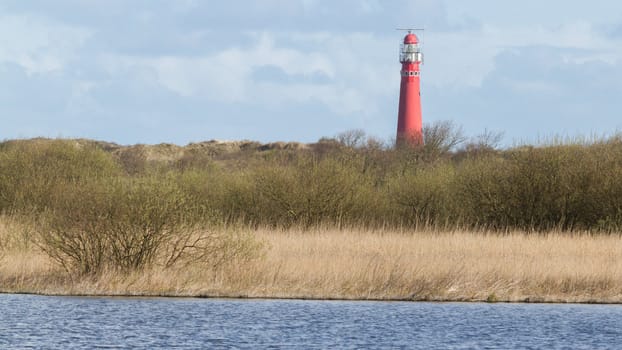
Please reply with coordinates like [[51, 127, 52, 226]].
[[403, 33, 418, 44]]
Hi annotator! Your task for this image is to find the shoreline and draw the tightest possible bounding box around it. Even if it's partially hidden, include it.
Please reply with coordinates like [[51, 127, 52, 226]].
[[2, 290, 622, 305]]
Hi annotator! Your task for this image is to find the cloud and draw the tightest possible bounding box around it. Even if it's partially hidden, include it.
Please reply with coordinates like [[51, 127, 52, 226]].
[[425, 45, 622, 144], [0, 0, 455, 34], [99, 31, 396, 119], [0, 14, 90, 74], [423, 20, 622, 89]]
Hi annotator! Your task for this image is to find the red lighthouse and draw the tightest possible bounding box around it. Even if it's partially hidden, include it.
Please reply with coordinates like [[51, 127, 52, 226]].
[[396, 30, 424, 146]]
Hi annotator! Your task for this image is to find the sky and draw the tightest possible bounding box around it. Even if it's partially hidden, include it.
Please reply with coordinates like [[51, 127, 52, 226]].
[[1, 0, 622, 145]]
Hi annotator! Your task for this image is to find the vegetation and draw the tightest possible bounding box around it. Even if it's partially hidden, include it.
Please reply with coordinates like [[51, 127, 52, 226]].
[[1, 123, 622, 296], [0, 139, 260, 277], [2, 226, 622, 303]]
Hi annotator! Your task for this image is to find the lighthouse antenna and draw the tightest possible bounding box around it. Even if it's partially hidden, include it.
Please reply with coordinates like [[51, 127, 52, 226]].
[[396, 28, 425, 33]]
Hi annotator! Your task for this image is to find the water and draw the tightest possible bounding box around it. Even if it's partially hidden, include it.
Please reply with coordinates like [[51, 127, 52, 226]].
[[0, 294, 621, 349]]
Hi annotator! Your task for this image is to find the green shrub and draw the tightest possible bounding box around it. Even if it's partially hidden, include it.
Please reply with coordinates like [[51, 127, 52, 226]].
[[454, 143, 622, 231], [0, 139, 121, 213], [173, 167, 254, 225], [253, 157, 361, 228], [453, 155, 511, 229], [4, 135, 622, 236], [389, 163, 457, 228]]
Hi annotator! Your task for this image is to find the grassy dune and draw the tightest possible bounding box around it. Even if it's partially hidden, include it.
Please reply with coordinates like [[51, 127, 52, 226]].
[[2, 218, 621, 303]]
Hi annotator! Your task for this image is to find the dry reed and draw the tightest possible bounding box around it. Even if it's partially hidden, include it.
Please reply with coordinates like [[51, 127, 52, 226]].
[[2, 219, 622, 303]]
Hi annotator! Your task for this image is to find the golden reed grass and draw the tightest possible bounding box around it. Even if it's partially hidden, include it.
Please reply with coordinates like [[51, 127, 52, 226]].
[[2, 218, 622, 303]]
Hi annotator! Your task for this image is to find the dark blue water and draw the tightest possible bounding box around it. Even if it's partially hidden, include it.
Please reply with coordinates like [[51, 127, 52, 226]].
[[0, 294, 621, 349]]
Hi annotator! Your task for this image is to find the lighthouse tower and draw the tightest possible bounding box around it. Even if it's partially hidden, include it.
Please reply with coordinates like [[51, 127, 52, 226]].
[[396, 31, 424, 146]]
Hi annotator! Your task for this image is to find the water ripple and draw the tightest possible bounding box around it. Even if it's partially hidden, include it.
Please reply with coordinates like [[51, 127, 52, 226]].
[[0, 295, 621, 349]]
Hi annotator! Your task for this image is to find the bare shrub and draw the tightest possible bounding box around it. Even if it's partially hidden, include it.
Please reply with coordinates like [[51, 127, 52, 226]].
[[163, 227, 264, 269], [337, 129, 367, 148], [457, 129, 504, 159], [422, 120, 466, 157], [35, 177, 260, 275]]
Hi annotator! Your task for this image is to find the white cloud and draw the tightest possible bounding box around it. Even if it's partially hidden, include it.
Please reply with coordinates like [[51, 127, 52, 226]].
[[100, 32, 395, 118], [425, 21, 622, 88], [0, 14, 90, 74]]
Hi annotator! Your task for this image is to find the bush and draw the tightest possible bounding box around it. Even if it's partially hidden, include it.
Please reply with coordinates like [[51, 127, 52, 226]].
[[454, 143, 622, 231], [173, 168, 258, 226], [0, 139, 121, 213], [389, 163, 457, 228], [115, 145, 148, 175], [421, 120, 466, 159], [253, 157, 362, 228], [454, 156, 512, 229], [5, 135, 622, 239], [34, 176, 257, 275]]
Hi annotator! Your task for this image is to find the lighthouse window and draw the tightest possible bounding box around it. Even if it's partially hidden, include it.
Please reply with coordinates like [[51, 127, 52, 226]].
[[403, 44, 419, 53], [401, 71, 420, 77]]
